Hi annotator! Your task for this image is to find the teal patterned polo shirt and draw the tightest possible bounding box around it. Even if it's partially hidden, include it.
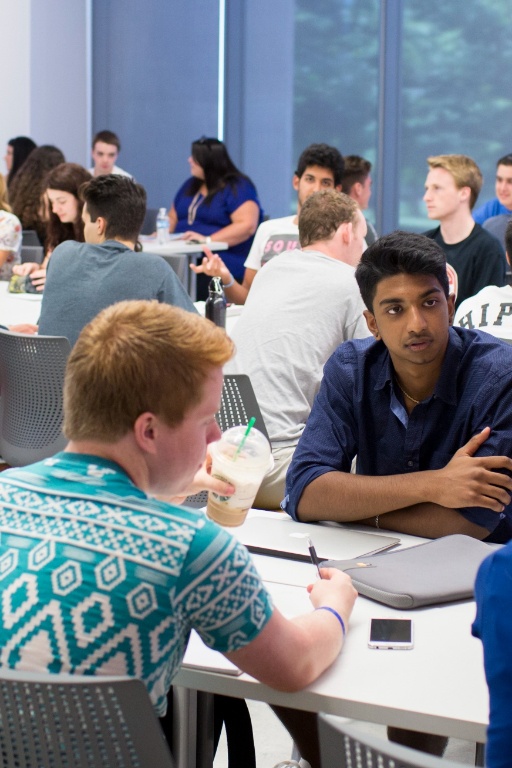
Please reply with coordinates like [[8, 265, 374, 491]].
[[0, 453, 273, 714]]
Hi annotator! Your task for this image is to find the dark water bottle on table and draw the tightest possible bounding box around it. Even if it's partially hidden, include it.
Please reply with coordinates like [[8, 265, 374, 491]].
[[205, 276, 227, 328]]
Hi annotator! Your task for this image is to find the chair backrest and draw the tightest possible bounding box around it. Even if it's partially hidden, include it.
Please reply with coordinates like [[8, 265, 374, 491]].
[[318, 715, 464, 768], [21, 229, 42, 247], [0, 330, 71, 466], [140, 207, 159, 235], [20, 244, 44, 264], [185, 373, 269, 508], [219, 374, 270, 439], [160, 253, 189, 288], [0, 669, 174, 768]]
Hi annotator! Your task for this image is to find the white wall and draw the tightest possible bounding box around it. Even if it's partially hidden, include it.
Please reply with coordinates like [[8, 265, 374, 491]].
[[0, 0, 31, 167], [0, 0, 90, 170]]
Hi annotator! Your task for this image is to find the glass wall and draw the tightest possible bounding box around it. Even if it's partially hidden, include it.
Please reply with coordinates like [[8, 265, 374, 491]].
[[92, 0, 512, 225], [293, 0, 380, 220], [290, 0, 512, 231], [400, 0, 512, 230]]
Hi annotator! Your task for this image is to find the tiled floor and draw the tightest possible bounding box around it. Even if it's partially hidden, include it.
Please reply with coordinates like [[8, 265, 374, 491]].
[[214, 700, 478, 767]]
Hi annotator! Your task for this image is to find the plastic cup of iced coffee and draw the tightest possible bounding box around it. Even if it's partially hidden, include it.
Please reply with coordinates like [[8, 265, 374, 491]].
[[207, 425, 271, 526]]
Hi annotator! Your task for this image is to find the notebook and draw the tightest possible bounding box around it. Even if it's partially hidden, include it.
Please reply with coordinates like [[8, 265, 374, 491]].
[[182, 630, 241, 676], [230, 512, 400, 562]]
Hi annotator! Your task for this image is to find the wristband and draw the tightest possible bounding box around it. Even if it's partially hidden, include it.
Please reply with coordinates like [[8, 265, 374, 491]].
[[222, 275, 235, 289], [205, 236, 212, 244], [316, 606, 346, 637]]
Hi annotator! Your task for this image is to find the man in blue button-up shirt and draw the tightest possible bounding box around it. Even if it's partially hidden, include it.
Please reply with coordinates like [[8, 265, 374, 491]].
[[284, 231, 512, 544]]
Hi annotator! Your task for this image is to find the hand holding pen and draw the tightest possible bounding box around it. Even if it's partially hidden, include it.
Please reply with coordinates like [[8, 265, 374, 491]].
[[308, 536, 323, 579]]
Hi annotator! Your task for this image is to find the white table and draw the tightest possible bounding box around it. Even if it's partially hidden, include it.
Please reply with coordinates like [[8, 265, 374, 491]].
[[141, 238, 228, 300], [173, 515, 489, 763], [0, 282, 42, 327]]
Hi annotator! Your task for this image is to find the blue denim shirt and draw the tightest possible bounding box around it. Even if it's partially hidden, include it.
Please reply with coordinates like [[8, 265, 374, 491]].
[[283, 327, 512, 542]]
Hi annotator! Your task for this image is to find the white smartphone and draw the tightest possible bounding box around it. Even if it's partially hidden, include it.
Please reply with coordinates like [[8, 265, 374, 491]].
[[368, 618, 414, 650]]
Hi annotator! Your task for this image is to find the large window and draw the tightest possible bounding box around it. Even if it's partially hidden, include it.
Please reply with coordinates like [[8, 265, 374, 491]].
[[400, 1, 512, 230], [291, 0, 512, 232], [293, 0, 380, 220]]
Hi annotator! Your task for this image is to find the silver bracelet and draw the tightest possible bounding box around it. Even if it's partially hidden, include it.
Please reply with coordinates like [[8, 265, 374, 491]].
[[222, 275, 235, 289], [205, 236, 212, 244], [375, 515, 380, 529]]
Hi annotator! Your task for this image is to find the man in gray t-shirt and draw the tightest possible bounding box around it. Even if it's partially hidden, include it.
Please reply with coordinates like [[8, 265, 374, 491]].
[[226, 190, 370, 509], [38, 174, 195, 346]]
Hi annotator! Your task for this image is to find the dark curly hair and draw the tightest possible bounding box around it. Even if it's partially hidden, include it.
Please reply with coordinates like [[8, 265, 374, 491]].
[[295, 144, 345, 187], [9, 145, 65, 245]]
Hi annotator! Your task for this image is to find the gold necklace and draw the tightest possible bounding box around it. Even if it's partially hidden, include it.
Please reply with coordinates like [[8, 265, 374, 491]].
[[396, 380, 421, 405]]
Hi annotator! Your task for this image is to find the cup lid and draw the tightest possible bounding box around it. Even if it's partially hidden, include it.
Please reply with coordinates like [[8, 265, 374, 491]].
[[210, 425, 271, 465]]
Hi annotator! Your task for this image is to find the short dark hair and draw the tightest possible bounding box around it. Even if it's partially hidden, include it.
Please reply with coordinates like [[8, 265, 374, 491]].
[[295, 144, 345, 187], [340, 155, 372, 194], [355, 231, 449, 312], [497, 154, 512, 168], [92, 130, 121, 151], [505, 218, 512, 258], [80, 174, 146, 242]]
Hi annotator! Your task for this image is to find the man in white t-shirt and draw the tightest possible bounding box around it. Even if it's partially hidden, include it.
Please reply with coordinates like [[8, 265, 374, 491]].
[[455, 217, 512, 340], [89, 130, 133, 178], [225, 189, 370, 509], [191, 143, 344, 304]]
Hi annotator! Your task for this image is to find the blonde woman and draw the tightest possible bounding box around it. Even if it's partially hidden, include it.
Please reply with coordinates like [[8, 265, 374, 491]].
[[0, 174, 22, 280]]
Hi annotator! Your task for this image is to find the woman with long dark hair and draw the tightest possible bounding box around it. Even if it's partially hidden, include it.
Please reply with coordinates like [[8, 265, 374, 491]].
[[12, 162, 92, 291], [9, 145, 65, 246], [169, 137, 263, 298], [4, 136, 37, 190], [44, 163, 92, 254]]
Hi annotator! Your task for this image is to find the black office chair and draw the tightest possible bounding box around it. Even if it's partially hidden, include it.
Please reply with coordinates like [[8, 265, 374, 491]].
[[21, 229, 42, 247], [0, 669, 174, 767], [141, 207, 159, 235], [0, 330, 71, 466], [185, 374, 269, 508], [318, 715, 470, 768], [20, 244, 44, 264]]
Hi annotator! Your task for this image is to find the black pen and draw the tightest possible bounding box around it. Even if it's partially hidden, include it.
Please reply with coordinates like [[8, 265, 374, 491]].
[[307, 537, 323, 579]]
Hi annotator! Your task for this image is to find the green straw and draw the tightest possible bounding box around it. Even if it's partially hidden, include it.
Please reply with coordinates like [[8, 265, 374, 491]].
[[233, 417, 256, 461]]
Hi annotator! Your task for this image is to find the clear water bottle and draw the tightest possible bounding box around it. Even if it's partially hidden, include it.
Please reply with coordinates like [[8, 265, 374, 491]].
[[156, 207, 169, 244], [205, 276, 227, 328]]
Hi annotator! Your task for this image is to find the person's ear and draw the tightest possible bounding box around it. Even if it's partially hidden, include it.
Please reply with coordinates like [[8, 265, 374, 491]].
[[447, 293, 456, 326], [134, 412, 158, 454], [292, 174, 300, 192], [459, 186, 471, 205], [364, 309, 380, 339], [95, 216, 107, 238], [337, 221, 353, 245], [352, 181, 363, 202]]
